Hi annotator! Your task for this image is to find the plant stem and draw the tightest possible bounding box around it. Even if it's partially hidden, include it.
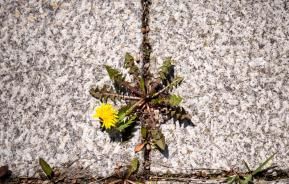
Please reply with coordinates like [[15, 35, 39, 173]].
[[125, 99, 146, 116]]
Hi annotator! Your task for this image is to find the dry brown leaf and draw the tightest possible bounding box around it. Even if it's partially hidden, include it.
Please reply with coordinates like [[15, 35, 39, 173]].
[[134, 143, 145, 153]]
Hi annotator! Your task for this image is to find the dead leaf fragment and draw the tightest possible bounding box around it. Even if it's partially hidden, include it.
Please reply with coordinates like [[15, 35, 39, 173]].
[[134, 143, 145, 153]]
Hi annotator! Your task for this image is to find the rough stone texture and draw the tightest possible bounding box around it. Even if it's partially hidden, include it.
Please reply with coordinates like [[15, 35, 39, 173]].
[[150, 0, 289, 175], [1, 0, 289, 181], [0, 0, 142, 177]]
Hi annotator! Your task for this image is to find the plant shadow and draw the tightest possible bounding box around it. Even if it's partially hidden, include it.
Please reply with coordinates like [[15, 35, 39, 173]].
[[170, 116, 195, 128], [159, 144, 169, 158], [103, 123, 138, 142]]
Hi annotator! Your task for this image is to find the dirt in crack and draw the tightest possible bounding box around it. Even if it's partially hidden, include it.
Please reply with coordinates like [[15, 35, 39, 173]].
[[140, 0, 153, 178]]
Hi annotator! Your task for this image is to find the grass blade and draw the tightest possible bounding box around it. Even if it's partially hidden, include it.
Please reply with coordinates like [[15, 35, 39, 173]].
[[252, 153, 276, 176]]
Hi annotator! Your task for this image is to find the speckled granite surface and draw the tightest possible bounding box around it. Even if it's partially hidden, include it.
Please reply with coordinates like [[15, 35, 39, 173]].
[[0, 0, 142, 177], [1, 0, 289, 180], [150, 0, 289, 175]]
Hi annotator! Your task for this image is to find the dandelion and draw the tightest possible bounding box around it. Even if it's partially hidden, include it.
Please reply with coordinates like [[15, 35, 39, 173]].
[[92, 103, 118, 129]]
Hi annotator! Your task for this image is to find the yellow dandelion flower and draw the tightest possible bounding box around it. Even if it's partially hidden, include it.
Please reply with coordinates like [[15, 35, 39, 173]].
[[92, 103, 118, 129]]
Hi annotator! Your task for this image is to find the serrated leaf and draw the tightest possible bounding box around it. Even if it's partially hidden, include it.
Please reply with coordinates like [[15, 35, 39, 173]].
[[105, 64, 143, 96], [169, 94, 182, 106], [90, 85, 117, 102], [39, 158, 53, 178], [117, 105, 131, 122], [141, 127, 147, 139], [151, 94, 182, 107], [169, 76, 183, 89], [124, 53, 140, 82], [151, 76, 183, 98], [105, 65, 132, 95], [159, 106, 191, 122], [127, 158, 139, 178], [105, 65, 124, 82], [159, 58, 174, 85], [134, 143, 145, 153], [117, 115, 137, 132]]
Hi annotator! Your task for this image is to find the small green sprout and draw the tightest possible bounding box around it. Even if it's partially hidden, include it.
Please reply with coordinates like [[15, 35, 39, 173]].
[[226, 153, 276, 184]]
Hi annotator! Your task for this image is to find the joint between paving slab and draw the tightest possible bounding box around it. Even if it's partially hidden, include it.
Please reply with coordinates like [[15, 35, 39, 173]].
[[140, 0, 153, 178]]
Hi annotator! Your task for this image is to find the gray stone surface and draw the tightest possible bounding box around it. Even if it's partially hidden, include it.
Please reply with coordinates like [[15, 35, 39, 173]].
[[1, 0, 289, 181], [0, 0, 142, 177], [150, 0, 289, 175]]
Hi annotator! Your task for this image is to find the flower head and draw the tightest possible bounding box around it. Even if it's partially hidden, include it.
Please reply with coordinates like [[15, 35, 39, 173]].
[[92, 103, 118, 129]]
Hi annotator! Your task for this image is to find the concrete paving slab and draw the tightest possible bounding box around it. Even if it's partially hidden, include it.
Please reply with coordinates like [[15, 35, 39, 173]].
[[0, 0, 142, 177], [149, 0, 289, 175], [1, 0, 289, 182]]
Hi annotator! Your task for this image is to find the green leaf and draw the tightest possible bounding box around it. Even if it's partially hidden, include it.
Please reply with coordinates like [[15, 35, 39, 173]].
[[117, 115, 137, 132], [117, 105, 131, 122], [159, 58, 174, 85], [105, 65, 130, 94], [90, 85, 121, 102], [155, 137, 166, 151], [125, 53, 134, 65], [252, 153, 276, 176], [168, 76, 183, 89], [139, 78, 146, 93], [105, 64, 143, 97], [169, 94, 182, 106], [152, 94, 182, 107], [105, 65, 124, 82], [151, 130, 161, 139], [151, 130, 166, 151], [124, 53, 140, 80], [151, 76, 183, 99], [127, 158, 139, 178], [141, 127, 147, 139], [39, 158, 53, 178], [240, 175, 253, 184], [159, 106, 191, 122], [130, 158, 139, 173], [226, 175, 238, 184]]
